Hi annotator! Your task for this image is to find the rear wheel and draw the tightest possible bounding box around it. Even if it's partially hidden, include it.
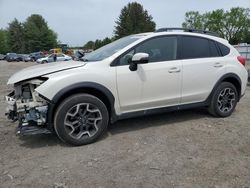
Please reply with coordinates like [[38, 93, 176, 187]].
[[54, 94, 109, 146], [208, 82, 238, 117]]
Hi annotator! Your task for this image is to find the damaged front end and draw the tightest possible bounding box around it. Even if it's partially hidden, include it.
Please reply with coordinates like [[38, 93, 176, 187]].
[[5, 78, 51, 135]]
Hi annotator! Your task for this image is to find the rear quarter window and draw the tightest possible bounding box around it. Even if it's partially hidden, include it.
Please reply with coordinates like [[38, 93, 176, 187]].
[[217, 42, 230, 56]]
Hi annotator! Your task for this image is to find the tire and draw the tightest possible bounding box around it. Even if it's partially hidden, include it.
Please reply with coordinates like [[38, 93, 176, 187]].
[[41, 60, 47, 64], [54, 94, 109, 146], [208, 82, 238, 117]]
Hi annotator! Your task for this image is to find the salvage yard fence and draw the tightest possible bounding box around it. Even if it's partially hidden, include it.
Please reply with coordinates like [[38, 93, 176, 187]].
[[234, 44, 250, 68], [234, 44, 250, 61]]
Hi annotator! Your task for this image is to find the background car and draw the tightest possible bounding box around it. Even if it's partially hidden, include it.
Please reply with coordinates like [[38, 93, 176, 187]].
[[6, 53, 19, 62], [17, 54, 25, 62], [36, 53, 72, 63], [30, 52, 45, 61], [21, 54, 32, 62], [73, 50, 85, 61], [0, 54, 6, 60]]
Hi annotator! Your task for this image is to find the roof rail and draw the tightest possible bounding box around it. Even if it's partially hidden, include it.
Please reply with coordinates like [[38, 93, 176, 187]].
[[155, 27, 219, 37]]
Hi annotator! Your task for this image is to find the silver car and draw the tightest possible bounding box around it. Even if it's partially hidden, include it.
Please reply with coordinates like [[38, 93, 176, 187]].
[[37, 53, 72, 63]]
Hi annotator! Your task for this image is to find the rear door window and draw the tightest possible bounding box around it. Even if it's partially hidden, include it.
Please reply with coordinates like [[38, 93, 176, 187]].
[[181, 36, 210, 59], [209, 40, 220, 57]]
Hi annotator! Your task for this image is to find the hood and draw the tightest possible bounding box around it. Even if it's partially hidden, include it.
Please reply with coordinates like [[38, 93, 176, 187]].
[[8, 60, 86, 84]]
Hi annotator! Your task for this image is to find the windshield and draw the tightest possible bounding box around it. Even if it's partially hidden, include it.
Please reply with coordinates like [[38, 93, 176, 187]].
[[82, 35, 142, 62]]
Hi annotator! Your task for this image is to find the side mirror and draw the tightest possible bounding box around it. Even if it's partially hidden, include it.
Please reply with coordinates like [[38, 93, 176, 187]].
[[129, 53, 149, 71], [132, 53, 149, 64]]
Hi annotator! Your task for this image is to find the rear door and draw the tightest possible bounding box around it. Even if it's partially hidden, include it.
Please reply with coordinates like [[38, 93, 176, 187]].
[[180, 36, 226, 104]]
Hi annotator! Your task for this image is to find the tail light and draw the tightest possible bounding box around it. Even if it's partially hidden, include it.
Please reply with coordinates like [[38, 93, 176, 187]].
[[237, 56, 246, 66]]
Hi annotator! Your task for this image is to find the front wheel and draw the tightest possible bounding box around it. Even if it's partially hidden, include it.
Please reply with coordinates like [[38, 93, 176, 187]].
[[208, 82, 238, 117], [54, 94, 109, 146]]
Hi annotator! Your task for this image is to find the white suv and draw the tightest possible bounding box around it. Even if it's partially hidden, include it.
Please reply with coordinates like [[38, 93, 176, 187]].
[[6, 28, 248, 145]]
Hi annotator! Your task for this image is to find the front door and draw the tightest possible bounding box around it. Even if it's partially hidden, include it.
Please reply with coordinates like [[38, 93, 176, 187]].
[[116, 36, 182, 113]]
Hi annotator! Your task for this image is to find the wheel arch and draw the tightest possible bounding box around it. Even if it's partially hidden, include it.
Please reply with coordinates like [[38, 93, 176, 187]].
[[46, 82, 116, 130], [206, 73, 242, 104]]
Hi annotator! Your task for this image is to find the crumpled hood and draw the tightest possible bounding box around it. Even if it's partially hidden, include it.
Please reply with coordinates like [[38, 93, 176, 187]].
[[7, 60, 86, 84]]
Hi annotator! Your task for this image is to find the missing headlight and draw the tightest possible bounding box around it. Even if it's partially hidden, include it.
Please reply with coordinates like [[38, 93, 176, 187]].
[[22, 84, 32, 100]]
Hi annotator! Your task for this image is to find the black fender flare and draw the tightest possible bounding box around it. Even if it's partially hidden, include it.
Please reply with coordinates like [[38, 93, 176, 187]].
[[46, 82, 117, 130], [205, 73, 242, 104]]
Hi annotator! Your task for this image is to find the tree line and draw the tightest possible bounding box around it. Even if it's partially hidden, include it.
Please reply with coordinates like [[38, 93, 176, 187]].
[[84, 4, 250, 49], [83, 2, 155, 50], [1, 3, 249, 54], [0, 14, 57, 54], [182, 7, 250, 44]]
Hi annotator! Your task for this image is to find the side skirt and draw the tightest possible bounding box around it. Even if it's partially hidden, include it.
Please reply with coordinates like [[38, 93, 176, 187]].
[[115, 101, 208, 122]]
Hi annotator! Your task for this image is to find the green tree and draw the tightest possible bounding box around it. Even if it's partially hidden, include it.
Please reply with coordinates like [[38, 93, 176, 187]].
[[243, 30, 250, 43], [7, 18, 25, 53], [182, 7, 250, 44], [83, 37, 113, 50], [83, 40, 95, 49], [94, 39, 102, 50], [0, 29, 10, 54], [204, 10, 225, 37], [23, 14, 57, 52], [182, 11, 206, 29], [102, 37, 112, 46], [114, 2, 156, 39]]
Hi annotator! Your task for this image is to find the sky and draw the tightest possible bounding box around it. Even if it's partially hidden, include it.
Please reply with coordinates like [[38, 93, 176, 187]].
[[0, 0, 249, 46]]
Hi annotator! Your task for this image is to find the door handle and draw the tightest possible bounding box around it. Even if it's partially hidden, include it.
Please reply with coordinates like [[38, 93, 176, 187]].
[[168, 67, 181, 73], [214, 62, 223, 68]]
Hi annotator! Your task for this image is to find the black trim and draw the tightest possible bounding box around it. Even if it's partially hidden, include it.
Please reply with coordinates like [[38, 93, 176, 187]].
[[205, 73, 242, 103], [47, 103, 55, 131], [117, 102, 207, 120], [52, 82, 114, 105]]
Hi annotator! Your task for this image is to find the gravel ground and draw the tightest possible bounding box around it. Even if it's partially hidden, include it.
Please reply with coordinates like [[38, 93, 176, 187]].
[[0, 60, 250, 188]]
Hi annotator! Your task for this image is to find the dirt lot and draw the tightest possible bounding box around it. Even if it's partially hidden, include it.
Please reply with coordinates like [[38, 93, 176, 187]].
[[0, 60, 250, 188]]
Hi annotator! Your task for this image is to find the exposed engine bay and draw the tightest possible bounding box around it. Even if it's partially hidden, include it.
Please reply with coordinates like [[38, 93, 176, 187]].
[[5, 79, 51, 135]]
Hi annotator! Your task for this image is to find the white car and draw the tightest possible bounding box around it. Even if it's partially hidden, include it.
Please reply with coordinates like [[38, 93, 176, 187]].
[[37, 53, 72, 63], [6, 28, 248, 145]]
